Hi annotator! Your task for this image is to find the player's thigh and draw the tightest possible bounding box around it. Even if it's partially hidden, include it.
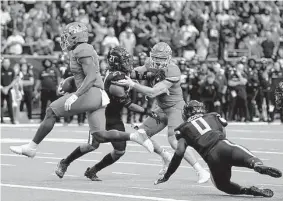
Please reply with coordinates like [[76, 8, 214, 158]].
[[106, 121, 125, 132], [166, 101, 185, 136], [88, 107, 106, 132], [209, 162, 232, 189], [139, 107, 167, 137], [111, 141, 127, 152], [222, 139, 256, 166], [50, 87, 103, 117]]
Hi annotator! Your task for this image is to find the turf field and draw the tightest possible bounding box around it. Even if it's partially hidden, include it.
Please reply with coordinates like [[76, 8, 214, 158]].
[[1, 123, 283, 201]]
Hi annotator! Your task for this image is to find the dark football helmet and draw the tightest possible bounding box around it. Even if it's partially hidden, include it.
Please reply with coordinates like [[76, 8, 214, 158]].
[[275, 81, 283, 109], [182, 100, 206, 121], [107, 46, 133, 74]]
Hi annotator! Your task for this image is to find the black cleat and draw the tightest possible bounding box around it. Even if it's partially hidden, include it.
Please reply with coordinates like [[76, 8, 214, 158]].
[[84, 167, 102, 181], [55, 159, 69, 179], [254, 165, 282, 178], [248, 186, 274, 197]]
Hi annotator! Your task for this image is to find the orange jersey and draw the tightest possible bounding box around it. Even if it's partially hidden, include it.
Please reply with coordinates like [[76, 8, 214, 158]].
[[69, 43, 104, 89], [141, 58, 183, 108]]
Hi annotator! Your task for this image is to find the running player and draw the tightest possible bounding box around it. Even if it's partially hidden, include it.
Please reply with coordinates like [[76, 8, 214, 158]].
[[155, 100, 282, 197], [9, 22, 153, 159], [114, 42, 210, 183], [55, 46, 161, 180]]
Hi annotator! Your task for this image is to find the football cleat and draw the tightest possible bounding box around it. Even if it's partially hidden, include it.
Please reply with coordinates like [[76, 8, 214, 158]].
[[55, 159, 69, 179], [197, 169, 210, 184], [130, 129, 154, 153], [248, 186, 274, 197], [84, 167, 102, 181], [10, 144, 36, 158], [254, 165, 282, 178]]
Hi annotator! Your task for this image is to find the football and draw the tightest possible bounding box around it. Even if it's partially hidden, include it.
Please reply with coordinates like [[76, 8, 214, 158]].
[[61, 76, 77, 93]]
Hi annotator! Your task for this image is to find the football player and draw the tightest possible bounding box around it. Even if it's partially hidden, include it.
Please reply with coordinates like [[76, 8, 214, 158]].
[[113, 42, 210, 183], [9, 22, 153, 160], [155, 100, 282, 197], [55, 46, 161, 180]]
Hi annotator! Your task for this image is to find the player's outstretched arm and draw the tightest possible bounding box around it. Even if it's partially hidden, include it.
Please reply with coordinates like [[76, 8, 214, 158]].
[[113, 76, 172, 98], [109, 84, 161, 123], [154, 138, 187, 185], [75, 57, 98, 97], [130, 66, 155, 80]]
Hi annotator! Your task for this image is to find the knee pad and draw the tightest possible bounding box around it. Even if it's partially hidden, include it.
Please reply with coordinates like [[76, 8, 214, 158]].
[[79, 143, 96, 153], [111, 149, 125, 160]]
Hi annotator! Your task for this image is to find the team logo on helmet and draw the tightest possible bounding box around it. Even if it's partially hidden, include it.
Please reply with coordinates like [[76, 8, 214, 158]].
[[60, 22, 88, 51], [107, 46, 133, 74], [182, 100, 206, 121], [150, 42, 172, 70]]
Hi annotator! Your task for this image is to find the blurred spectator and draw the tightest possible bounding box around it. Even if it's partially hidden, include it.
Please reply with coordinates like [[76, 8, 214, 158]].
[[34, 59, 60, 121], [195, 31, 209, 60], [228, 63, 249, 121], [1, 58, 17, 124], [33, 32, 54, 55], [261, 31, 276, 59], [91, 16, 108, 54], [5, 29, 25, 55], [11, 63, 23, 124], [102, 27, 120, 55], [198, 73, 220, 113], [19, 59, 34, 122], [119, 26, 136, 55], [213, 62, 227, 116]]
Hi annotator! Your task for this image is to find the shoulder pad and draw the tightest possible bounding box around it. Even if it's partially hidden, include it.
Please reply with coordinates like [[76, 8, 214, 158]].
[[209, 112, 228, 127], [73, 43, 97, 59], [111, 71, 126, 81], [166, 63, 181, 83]]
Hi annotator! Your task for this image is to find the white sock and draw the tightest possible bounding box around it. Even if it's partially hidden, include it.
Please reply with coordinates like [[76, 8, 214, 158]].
[[28, 141, 38, 150], [193, 162, 203, 172]]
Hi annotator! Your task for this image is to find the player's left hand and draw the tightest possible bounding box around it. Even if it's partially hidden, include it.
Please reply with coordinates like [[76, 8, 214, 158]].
[[154, 176, 168, 185], [64, 94, 78, 111], [112, 76, 135, 89]]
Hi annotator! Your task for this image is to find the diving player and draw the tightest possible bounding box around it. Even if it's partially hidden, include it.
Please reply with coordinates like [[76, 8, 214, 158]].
[[114, 42, 210, 183], [55, 46, 161, 180], [9, 22, 153, 159], [155, 100, 282, 197]]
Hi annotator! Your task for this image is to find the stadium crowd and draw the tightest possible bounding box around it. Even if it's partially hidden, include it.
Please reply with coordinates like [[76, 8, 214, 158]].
[[1, 0, 283, 124]]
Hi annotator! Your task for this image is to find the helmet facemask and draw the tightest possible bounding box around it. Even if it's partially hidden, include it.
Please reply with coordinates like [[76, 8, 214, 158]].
[[150, 53, 171, 70], [60, 32, 71, 51], [150, 42, 172, 70]]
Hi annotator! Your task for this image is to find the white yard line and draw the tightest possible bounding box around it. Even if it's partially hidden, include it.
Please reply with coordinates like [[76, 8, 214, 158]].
[[0, 183, 190, 201], [0, 164, 15, 167], [45, 162, 57, 164], [112, 172, 140, 176], [51, 173, 79, 178], [128, 186, 162, 191]]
